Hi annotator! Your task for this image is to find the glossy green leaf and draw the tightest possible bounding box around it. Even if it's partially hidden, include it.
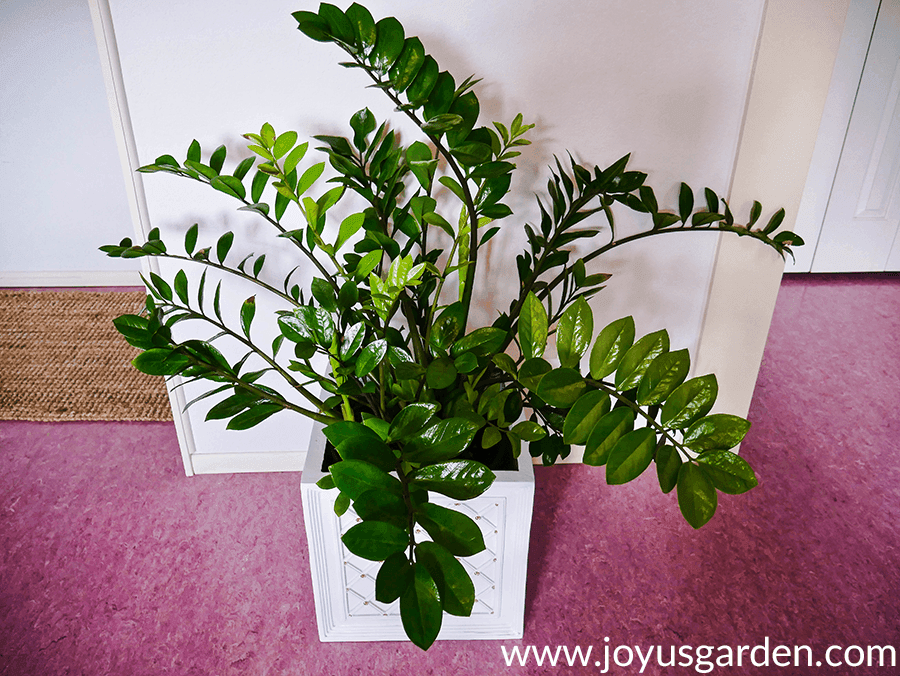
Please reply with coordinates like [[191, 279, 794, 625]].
[[678, 182, 694, 223], [112, 314, 153, 349], [510, 420, 546, 442], [296, 162, 325, 197], [682, 414, 750, 452], [184, 223, 198, 255], [148, 272, 172, 301], [583, 406, 635, 466], [636, 348, 690, 406], [696, 451, 758, 494], [556, 297, 593, 368], [334, 491, 351, 516], [173, 269, 189, 305], [282, 141, 309, 176], [316, 474, 336, 490], [762, 207, 785, 234], [748, 200, 763, 227], [426, 357, 457, 389], [239, 296, 255, 338], [388, 403, 439, 442], [342, 520, 408, 561], [273, 131, 298, 160], [452, 327, 505, 358], [388, 37, 425, 92], [330, 459, 402, 500], [535, 368, 586, 408], [211, 175, 246, 200], [421, 113, 464, 135], [340, 322, 365, 360], [677, 462, 717, 529], [422, 71, 455, 120], [517, 357, 551, 391], [250, 171, 269, 203], [226, 402, 283, 430], [660, 374, 718, 429], [453, 351, 479, 374], [356, 339, 388, 377], [614, 329, 669, 391], [209, 145, 226, 173], [410, 460, 495, 500], [531, 433, 568, 466], [406, 55, 439, 104], [324, 420, 381, 448], [403, 418, 481, 464], [589, 316, 635, 379], [205, 392, 260, 421], [415, 502, 485, 557], [519, 292, 548, 359], [371, 16, 404, 72], [318, 2, 354, 45], [400, 563, 442, 651], [216, 232, 234, 263], [375, 551, 412, 604], [186, 139, 201, 163], [353, 489, 407, 527], [336, 435, 396, 473], [656, 444, 681, 494], [562, 390, 611, 445], [417, 541, 475, 617], [606, 427, 656, 485], [132, 349, 190, 376]]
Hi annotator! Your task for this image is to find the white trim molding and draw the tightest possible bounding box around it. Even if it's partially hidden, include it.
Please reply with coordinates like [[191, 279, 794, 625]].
[[0, 270, 142, 287]]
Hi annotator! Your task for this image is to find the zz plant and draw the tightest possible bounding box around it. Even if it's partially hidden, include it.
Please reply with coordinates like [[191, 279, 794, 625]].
[[103, 3, 803, 650]]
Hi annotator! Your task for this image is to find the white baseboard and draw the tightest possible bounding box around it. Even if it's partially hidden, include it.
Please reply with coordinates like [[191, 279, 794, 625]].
[[0, 270, 143, 287]]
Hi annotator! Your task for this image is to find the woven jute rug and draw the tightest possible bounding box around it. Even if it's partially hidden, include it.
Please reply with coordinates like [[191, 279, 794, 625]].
[[0, 290, 173, 421]]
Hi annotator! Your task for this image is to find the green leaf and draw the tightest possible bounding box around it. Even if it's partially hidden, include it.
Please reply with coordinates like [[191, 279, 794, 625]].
[[417, 541, 475, 617], [406, 55, 439, 104], [334, 491, 351, 516], [400, 563, 442, 651], [614, 329, 669, 391], [112, 314, 153, 349], [233, 156, 254, 181], [239, 296, 255, 338], [375, 551, 412, 604], [250, 171, 269, 203], [697, 451, 758, 494], [226, 402, 283, 430], [510, 420, 546, 442], [422, 113, 464, 135], [330, 459, 402, 500], [352, 489, 407, 527], [606, 427, 656, 485], [273, 130, 298, 160], [403, 418, 481, 464], [452, 327, 505, 358], [340, 322, 366, 360], [748, 200, 762, 227], [388, 403, 439, 442], [762, 207, 785, 234], [296, 162, 325, 197], [148, 272, 172, 301], [636, 348, 690, 406], [211, 175, 246, 200], [535, 368, 586, 408], [184, 223, 198, 255], [562, 390, 611, 445], [682, 414, 751, 452], [517, 357, 551, 391], [678, 182, 694, 223], [410, 460, 495, 500], [583, 407, 635, 466], [355, 249, 382, 279], [132, 349, 190, 376], [531, 433, 567, 466], [324, 421, 381, 449], [415, 502, 485, 557], [556, 297, 593, 368], [316, 474, 336, 490], [519, 292, 548, 359], [216, 232, 234, 264], [342, 520, 408, 561], [186, 139, 201, 163], [355, 339, 388, 377], [336, 435, 396, 473], [426, 357, 457, 389], [209, 145, 226, 173], [656, 445, 681, 494], [371, 16, 405, 72], [318, 2, 354, 45], [388, 37, 425, 92], [589, 316, 635, 379], [660, 374, 718, 429], [346, 2, 377, 49], [173, 269, 189, 305], [677, 462, 717, 529], [423, 71, 455, 120]]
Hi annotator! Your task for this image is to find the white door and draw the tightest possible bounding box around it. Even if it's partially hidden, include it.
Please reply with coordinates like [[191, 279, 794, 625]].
[[813, 0, 900, 272]]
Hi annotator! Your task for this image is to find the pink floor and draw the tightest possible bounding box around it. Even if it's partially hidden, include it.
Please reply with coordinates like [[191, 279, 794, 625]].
[[1, 274, 898, 675]]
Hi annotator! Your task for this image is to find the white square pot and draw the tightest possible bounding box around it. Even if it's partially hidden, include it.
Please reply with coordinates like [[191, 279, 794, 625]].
[[300, 422, 535, 642]]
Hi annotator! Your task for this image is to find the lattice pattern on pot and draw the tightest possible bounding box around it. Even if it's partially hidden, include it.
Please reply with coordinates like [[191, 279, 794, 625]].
[[337, 496, 505, 617]]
